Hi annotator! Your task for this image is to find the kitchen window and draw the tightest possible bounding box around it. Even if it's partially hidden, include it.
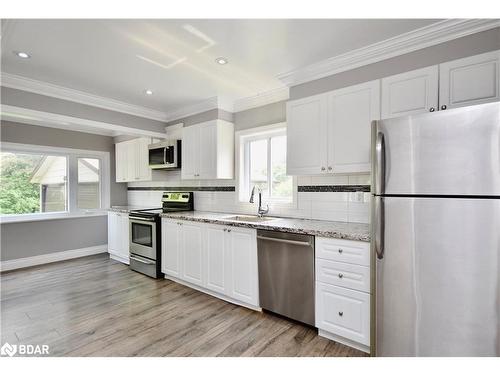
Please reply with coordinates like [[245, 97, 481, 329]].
[[0, 142, 110, 222], [237, 123, 295, 204]]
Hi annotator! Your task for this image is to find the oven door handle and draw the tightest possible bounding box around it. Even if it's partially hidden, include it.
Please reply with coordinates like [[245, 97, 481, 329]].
[[130, 255, 155, 265], [129, 216, 156, 222]]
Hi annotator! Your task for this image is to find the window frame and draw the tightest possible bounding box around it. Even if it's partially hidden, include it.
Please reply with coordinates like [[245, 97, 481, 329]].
[[0, 142, 110, 223], [236, 123, 297, 206]]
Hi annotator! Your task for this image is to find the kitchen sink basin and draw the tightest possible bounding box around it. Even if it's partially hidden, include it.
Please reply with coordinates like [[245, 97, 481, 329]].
[[223, 215, 278, 223]]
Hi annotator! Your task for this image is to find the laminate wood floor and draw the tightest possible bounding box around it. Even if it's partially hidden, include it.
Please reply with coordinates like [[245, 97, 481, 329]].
[[1, 254, 366, 357]]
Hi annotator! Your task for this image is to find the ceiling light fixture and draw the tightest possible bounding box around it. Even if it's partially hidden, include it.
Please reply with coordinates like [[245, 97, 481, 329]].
[[15, 51, 30, 59], [145, 89, 153, 95], [215, 57, 228, 65]]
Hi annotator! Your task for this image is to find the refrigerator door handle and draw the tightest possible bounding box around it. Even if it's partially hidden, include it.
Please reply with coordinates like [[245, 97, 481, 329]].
[[374, 197, 385, 259], [374, 131, 386, 195]]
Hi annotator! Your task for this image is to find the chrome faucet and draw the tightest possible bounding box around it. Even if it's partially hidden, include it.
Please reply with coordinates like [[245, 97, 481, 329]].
[[249, 186, 269, 217]]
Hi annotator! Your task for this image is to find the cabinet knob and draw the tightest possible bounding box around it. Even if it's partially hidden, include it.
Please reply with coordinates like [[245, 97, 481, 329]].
[[338, 248, 343, 254], [223, 228, 227, 232], [338, 311, 344, 317], [228, 229, 231, 233], [338, 273, 344, 279], [441, 105, 447, 110], [429, 107, 435, 112], [328, 166, 332, 171], [321, 167, 326, 171]]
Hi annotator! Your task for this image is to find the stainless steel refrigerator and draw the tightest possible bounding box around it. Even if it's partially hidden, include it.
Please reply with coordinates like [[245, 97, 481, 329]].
[[371, 102, 500, 356]]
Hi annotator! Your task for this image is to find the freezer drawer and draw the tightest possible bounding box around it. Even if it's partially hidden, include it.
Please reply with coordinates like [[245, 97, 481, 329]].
[[375, 196, 500, 356]]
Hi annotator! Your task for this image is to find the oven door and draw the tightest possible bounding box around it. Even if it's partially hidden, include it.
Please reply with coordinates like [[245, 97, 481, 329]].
[[129, 218, 156, 260]]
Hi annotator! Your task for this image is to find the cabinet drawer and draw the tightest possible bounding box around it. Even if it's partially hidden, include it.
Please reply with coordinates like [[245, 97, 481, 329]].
[[315, 282, 370, 346], [316, 237, 370, 266], [316, 259, 370, 292]]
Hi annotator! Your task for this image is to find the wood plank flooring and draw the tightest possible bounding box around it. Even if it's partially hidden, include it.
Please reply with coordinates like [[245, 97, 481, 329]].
[[1, 254, 366, 357]]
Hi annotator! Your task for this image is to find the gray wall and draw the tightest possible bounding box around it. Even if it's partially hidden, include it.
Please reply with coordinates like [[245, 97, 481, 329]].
[[1, 217, 107, 261], [1, 120, 127, 261], [291, 27, 500, 99], [1, 86, 167, 133], [166, 108, 234, 127], [234, 101, 287, 131]]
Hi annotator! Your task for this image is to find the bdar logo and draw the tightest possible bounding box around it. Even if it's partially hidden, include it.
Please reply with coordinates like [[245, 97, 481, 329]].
[[1, 342, 17, 357]]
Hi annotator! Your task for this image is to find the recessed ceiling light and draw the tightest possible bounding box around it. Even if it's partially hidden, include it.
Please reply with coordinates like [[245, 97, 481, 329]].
[[145, 89, 153, 95], [14, 51, 30, 59], [215, 57, 228, 65]]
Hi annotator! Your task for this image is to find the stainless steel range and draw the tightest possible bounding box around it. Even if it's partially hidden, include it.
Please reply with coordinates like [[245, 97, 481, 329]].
[[129, 192, 193, 278]]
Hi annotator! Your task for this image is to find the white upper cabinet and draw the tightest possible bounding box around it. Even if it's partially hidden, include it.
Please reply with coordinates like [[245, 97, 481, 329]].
[[286, 81, 379, 175], [115, 137, 152, 182], [381, 65, 439, 119], [327, 80, 380, 174], [286, 94, 328, 175], [181, 120, 234, 180], [439, 50, 500, 110]]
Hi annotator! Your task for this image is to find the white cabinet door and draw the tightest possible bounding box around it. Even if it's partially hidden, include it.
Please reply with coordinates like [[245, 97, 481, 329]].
[[204, 224, 228, 295], [115, 142, 128, 182], [162, 219, 182, 277], [381, 65, 439, 119], [198, 122, 217, 179], [226, 227, 258, 306], [107, 212, 118, 254], [286, 94, 328, 175], [316, 282, 370, 346], [136, 138, 152, 181], [181, 125, 200, 180], [439, 50, 500, 109], [181, 221, 204, 286], [327, 80, 380, 173], [118, 213, 130, 262]]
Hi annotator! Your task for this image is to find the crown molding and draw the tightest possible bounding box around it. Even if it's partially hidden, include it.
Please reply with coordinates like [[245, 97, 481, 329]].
[[1, 104, 168, 138], [1, 73, 169, 122], [278, 19, 500, 87], [233, 86, 289, 112]]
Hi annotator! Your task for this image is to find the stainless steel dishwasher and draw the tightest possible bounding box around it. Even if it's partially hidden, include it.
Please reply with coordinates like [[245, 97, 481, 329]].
[[257, 230, 315, 326]]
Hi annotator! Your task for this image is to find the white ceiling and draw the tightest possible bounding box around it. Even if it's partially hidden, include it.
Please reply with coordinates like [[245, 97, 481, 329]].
[[1, 19, 441, 114]]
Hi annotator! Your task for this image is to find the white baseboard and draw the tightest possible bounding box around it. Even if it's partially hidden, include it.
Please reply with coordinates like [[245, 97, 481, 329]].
[[0, 244, 108, 272], [109, 251, 129, 265], [318, 329, 371, 354]]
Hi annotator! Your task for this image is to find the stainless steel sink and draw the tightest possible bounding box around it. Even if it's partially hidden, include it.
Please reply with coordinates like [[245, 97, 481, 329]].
[[223, 215, 278, 223]]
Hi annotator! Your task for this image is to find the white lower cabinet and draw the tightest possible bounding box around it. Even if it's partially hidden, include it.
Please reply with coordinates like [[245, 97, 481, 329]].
[[161, 218, 259, 308], [315, 237, 371, 353], [107, 211, 130, 264]]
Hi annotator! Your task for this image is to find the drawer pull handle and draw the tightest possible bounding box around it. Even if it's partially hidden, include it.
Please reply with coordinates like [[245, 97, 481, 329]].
[[338, 311, 343, 317], [338, 248, 343, 254], [338, 273, 343, 279]]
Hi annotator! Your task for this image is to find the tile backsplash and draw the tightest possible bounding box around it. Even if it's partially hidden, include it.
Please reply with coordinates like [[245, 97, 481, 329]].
[[127, 170, 371, 223]]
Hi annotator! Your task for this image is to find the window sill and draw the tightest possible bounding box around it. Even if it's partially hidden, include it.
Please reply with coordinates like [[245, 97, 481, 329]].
[[0, 210, 109, 224]]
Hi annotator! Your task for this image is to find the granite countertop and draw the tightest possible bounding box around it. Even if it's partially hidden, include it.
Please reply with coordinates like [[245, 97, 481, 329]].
[[109, 206, 159, 213], [160, 211, 370, 242]]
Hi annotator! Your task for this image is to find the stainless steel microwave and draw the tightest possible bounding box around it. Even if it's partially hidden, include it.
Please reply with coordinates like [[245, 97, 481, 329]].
[[148, 140, 181, 169]]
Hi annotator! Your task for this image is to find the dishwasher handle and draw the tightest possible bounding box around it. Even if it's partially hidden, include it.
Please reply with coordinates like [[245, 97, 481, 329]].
[[257, 235, 312, 247]]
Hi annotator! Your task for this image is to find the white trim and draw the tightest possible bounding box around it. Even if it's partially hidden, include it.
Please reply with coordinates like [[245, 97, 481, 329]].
[[278, 19, 500, 87], [0, 211, 107, 224], [109, 252, 130, 265], [1, 104, 167, 138], [1, 73, 169, 122], [166, 96, 219, 122], [0, 245, 108, 272], [233, 87, 290, 112]]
